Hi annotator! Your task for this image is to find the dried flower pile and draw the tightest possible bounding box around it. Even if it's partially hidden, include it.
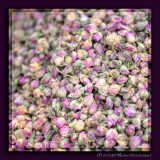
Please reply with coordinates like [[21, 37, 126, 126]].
[[9, 9, 151, 151]]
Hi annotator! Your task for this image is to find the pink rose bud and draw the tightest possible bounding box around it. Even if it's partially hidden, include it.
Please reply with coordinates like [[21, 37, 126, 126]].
[[34, 142, 43, 151], [111, 16, 122, 23], [73, 112, 80, 119], [107, 23, 116, 31], [108, 84, 120, 94], [10, 135, 16, 145], [89, 102, 97, 114], [104, 139, 116, 148], [106, 129, 118, 140], [42, 122, 51, 134], [96, 126, 106, 136], [85, 58, 94, 67], [14, 95, 24, 106], [57, 86, 67, 98], [84, 93, 94, 107], [60, 98, 70, 108], [120, 65, 129, 74], [117, 76, 128, 84], [126, 32, 136, 43], [71, 133, 79, 142], [126, 125, 135, 136], [84, 39, 92, 50], [71, 51, 77, 62], [92, 32, 103, 41], [141, 67, 151, 76], [33, 119, 43, 130], [16, 138, 27, 149], [91, 111, 101, 120], [59, 139, 70, 149], [95, 43, 103, 54], [85, 82, 93, 92], [66, 84, 74, 93], [60, 126, 71, 137], [106, 115, 118, 128], [78, 131, 89, 145], [30, 80, 39, 88], [52, 67, 58, 78], [125, 106, 136, 117], [50, 141, 58, 149], [56, 117, 66, 128], [23, 127, 32, 137], [123, 14, 134, 25], [106, 96, 113, 108], [129, 136, 141, 149], [133, 53, 140, 63]]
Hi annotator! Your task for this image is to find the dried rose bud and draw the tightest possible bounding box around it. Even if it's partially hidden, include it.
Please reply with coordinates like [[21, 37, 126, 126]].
[[71, 51, 77, 62], [30, 80, 39, 88], [66, 84, 74, 93], [42, 139, 50, 149], [33, 88, 41, 98], [95, 43, 103, 54], [125, 43, 137, 53], [141, 143, 150, 151], [120, 65, 129, 74], [105, 32, 121, 47], [59, 139, 70, 149], [54, 56, 64, 66], [16, 138, 27, 149], [70, 146, 80, 151], [60, 98, 70, 108], [23, 127, 32, 138], [74, 120, 85, 132], [108, 84, 120, 94], [15, 105, 27, 115], [111, 16, 122, 23], [116, 134, 128, 147], [107, 23, 116, 31], [42, 122, 51, 134], [104, 139, 116, 148], [96, 137, 105, 146], [117, 122, 126, 131], [44, 130, 54, 140], [92, 32, 103, 41], [14, 55, 24, 67], [106, 114, 118, 128], [129, 136, 141, 149], [74, 88, 84, 99], [89, 102, 97, 114], [29, 62, 41, 72], [57, 86, 67, 98], [14, 95, 24, 106], [69, 76, 80, 85], [126, 32, 136, 43], [71, 133, 79, 142], [50, 141, 58, 149], [123, 14, 134, 25], [60, 126, 71, 137], [136, 21, 148, 31], [78, 131, 89, 145], [96, 126, 106, 137], [125, 106, 136, 117], [55, 117, 66, 129], [80, 114, 88, 120], [106, 96, 113, 108], [126, 125, 135, 136], [144, 37, 151, 49], [33, 119, 43, 130], [84, 93, 94, 107], [91, 111, 101, 120], [87, 130, 96, 142], [143, 118, 151, 128], [10, 135, 17, 145], [34, 142, 43, 151], [52, 67, 58, 78], [73, 112, 80, 119], [18, 121, 27, 129], [141, 67, 151, 76]]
